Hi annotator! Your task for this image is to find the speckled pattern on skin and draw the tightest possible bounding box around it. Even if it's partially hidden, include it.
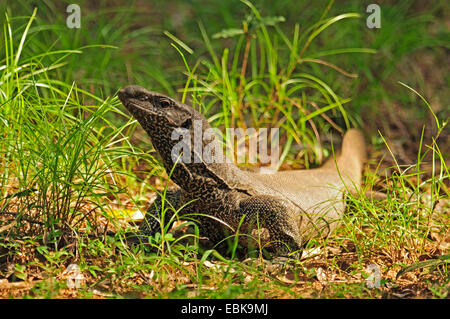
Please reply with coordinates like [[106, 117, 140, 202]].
[[118, 85, 366, 258]]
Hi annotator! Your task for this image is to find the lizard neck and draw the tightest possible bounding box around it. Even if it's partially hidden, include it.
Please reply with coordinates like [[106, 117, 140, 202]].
[[146, 115, 236, 196]]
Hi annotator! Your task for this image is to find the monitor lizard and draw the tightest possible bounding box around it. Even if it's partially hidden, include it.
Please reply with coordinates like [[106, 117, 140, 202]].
[[118, 85, 366, 258]]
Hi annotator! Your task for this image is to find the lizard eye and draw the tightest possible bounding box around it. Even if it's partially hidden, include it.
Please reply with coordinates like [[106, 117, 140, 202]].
[[159, 99, 171, 108]]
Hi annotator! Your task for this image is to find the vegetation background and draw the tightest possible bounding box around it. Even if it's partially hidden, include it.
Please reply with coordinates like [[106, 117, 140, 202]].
[[0, 0, 448, 298]]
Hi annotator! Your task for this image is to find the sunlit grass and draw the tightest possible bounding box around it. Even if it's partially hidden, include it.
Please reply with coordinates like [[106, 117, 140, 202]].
[[0, 9, 152, 245]]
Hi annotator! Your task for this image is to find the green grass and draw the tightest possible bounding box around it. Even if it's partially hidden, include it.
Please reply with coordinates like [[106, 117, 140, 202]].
[[0, 8, 150, 243], [177, 1, 376, 169], [0, 0, 448, 299]]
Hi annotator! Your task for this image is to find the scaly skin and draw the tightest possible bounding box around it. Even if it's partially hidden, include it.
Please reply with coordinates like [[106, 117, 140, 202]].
[[118, 85, 366, 258]]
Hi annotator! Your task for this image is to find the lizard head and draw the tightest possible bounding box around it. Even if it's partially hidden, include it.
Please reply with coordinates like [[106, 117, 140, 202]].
[[118, 85, 193, 129], [118, 85, 226, 191]]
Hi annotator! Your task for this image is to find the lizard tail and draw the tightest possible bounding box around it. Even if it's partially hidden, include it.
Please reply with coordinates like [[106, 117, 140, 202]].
[[340, 129, 366, 164], [337, 128, 366, 184]]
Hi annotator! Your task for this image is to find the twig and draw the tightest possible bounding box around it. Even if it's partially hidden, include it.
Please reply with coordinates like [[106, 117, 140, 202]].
[[0, 220, 16, 233], [0, 210, 44, 225]]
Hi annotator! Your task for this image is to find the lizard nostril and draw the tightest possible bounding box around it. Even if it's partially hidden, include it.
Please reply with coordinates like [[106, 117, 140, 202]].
[[119, 86, 134, 95], [118, 87, 131, 100]]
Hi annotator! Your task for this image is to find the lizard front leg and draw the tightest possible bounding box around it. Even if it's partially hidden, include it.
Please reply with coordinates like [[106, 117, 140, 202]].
[[137, 187, 184, 242], [236, 195, 304, 258]]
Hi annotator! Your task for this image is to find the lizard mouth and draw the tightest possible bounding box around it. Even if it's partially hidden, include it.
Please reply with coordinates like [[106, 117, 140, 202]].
[[118, 85, 157, 116], [124, 99, 154, 114]]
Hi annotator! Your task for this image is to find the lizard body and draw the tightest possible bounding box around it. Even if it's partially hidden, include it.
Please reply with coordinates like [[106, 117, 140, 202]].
[[118, 85, 366, 257]]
